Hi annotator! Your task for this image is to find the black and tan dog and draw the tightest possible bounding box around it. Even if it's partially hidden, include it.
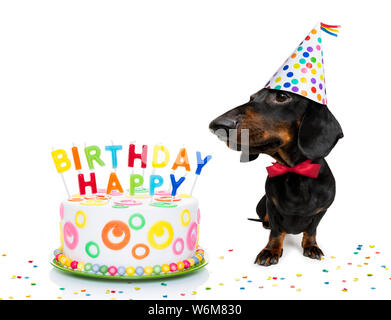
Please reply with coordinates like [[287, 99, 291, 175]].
[[209, 88, 343, 266]]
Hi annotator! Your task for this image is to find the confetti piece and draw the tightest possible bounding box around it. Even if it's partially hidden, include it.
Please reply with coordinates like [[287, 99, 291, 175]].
[[322, 269, 329, 273], [228, 249, 233, 252], [331, 256, 336, 259], [219, 283, 224, 286], [134, 287, 141, 291], [163, 295, 167, 298], [272, 284, 278, 287], [367, 274, 373, 277], [57, 297, 62, 299], [161, 283, 167, 286], [240, 287, 245, 290], [31, 283, 36, 286], [205, 287, 211, 290], [296, 288, 301, 292], [235, 278, 240, 281], [180, 293, 185, 296], [324, 282, 329, 285], [369, 245, 375, 248], [296, 274, 302, 277], [336, 266, 341, 270], [218, 256, 224, 259], [353, 278, 359, 281], [191, 291, 197, 295], [342, 288, 348, 292]]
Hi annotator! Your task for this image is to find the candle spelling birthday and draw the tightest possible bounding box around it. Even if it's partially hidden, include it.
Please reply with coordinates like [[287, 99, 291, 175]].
[[51, 143, 212, 200]]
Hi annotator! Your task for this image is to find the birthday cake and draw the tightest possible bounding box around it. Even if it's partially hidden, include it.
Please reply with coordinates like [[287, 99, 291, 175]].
[[51, 144, 210, 277], [54, 190, 204, 276]]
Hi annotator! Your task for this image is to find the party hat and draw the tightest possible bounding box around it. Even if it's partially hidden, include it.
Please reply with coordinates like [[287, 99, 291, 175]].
[[265, 22, 340, 105]]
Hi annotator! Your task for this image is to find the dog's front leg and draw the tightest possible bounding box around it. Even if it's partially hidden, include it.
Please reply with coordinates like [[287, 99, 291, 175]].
[[301, 211, 326, 260], [254, 230, 286, 266]]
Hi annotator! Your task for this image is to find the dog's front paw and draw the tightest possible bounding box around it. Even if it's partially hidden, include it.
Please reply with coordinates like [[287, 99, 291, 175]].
[[303, 245, 324, 260], [254, 248, 283, 266]]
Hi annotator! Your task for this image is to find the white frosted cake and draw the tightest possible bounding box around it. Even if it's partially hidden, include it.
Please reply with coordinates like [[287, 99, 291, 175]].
[[53, 189, 204, 277]]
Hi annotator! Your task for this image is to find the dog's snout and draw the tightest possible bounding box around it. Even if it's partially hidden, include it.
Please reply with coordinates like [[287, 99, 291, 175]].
[[209, 117, 238, 133]]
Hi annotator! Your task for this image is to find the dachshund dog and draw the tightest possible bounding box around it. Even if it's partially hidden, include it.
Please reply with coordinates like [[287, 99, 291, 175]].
[[209, 88, 343, 266]]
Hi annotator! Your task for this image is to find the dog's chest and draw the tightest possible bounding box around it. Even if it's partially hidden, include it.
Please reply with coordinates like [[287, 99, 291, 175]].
[[266, 174, 325, 215]]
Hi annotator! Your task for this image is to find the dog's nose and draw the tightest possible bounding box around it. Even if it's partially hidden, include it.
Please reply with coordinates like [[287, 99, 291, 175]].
[[209, 117, 238, 132]]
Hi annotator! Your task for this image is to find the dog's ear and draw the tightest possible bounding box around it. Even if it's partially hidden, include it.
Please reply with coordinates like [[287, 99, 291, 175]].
[[298, 103, 343, 160], [240, 152, 259, 162]]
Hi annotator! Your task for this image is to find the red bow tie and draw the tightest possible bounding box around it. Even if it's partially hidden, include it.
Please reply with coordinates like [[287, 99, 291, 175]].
[[266, 160, 321, 178]]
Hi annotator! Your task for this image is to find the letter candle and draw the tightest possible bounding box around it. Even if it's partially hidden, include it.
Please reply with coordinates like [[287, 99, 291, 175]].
[[51, 143, 212, 202], [51, 147, 71, 199], [190, 151, 212, 196]]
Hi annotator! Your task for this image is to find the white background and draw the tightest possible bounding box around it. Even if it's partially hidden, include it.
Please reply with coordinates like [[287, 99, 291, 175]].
[[1, 0, 391, 300]]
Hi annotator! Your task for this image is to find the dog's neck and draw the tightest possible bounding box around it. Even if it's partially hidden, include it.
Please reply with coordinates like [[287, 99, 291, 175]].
[[272, 143, 308, 167]]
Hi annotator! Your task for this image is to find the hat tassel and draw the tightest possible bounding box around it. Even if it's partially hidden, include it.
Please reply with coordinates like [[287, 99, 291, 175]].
[[320, 22, 341, 37]]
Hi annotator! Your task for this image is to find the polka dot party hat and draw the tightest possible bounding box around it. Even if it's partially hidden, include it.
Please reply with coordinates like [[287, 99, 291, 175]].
[[265, 22, 340, 105]]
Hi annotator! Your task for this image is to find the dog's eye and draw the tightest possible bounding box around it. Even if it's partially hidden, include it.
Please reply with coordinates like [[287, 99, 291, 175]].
[[275, 92, 289, 103]]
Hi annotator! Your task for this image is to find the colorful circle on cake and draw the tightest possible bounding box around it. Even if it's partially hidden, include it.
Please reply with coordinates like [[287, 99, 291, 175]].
[[75, 210, 88, 228], [144, 266, 153, 275], [115, 199, 142, 206], [132, 194, 150, 199], [147, 221, 174, 250], [108, 266, 117, 276], [85, 241, 100, 258], [112, 204, 129, 209], [155, 196, 181, 202], [92, 264, 100, 273], [128, 213, 146, 230], [135, 187, 149, 194], [169, 263, 177, 272], [101, 220, 131, 250], [63, 222, 79, 250], [70, 260, 78, 269], [126, 266, 135, 276], [180, 209, 191, 226], [149, 202, 178, 208], [80, 199, 107, 206], [117, 266, 126, 275], [100, 265, 108, 274], [161, 264, 170, 273], [177, 261, 185, 271], [68, 197, 83, 202], [131, 243, 150, 260], [77, 261, 84, 271], [172, 238, 185, 255], [154, 190, 171, 196], [186, 222, 198, 251], [153, 265, 161, 274], [84, 263, 92, 272], [136, 266, 144, 276]]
